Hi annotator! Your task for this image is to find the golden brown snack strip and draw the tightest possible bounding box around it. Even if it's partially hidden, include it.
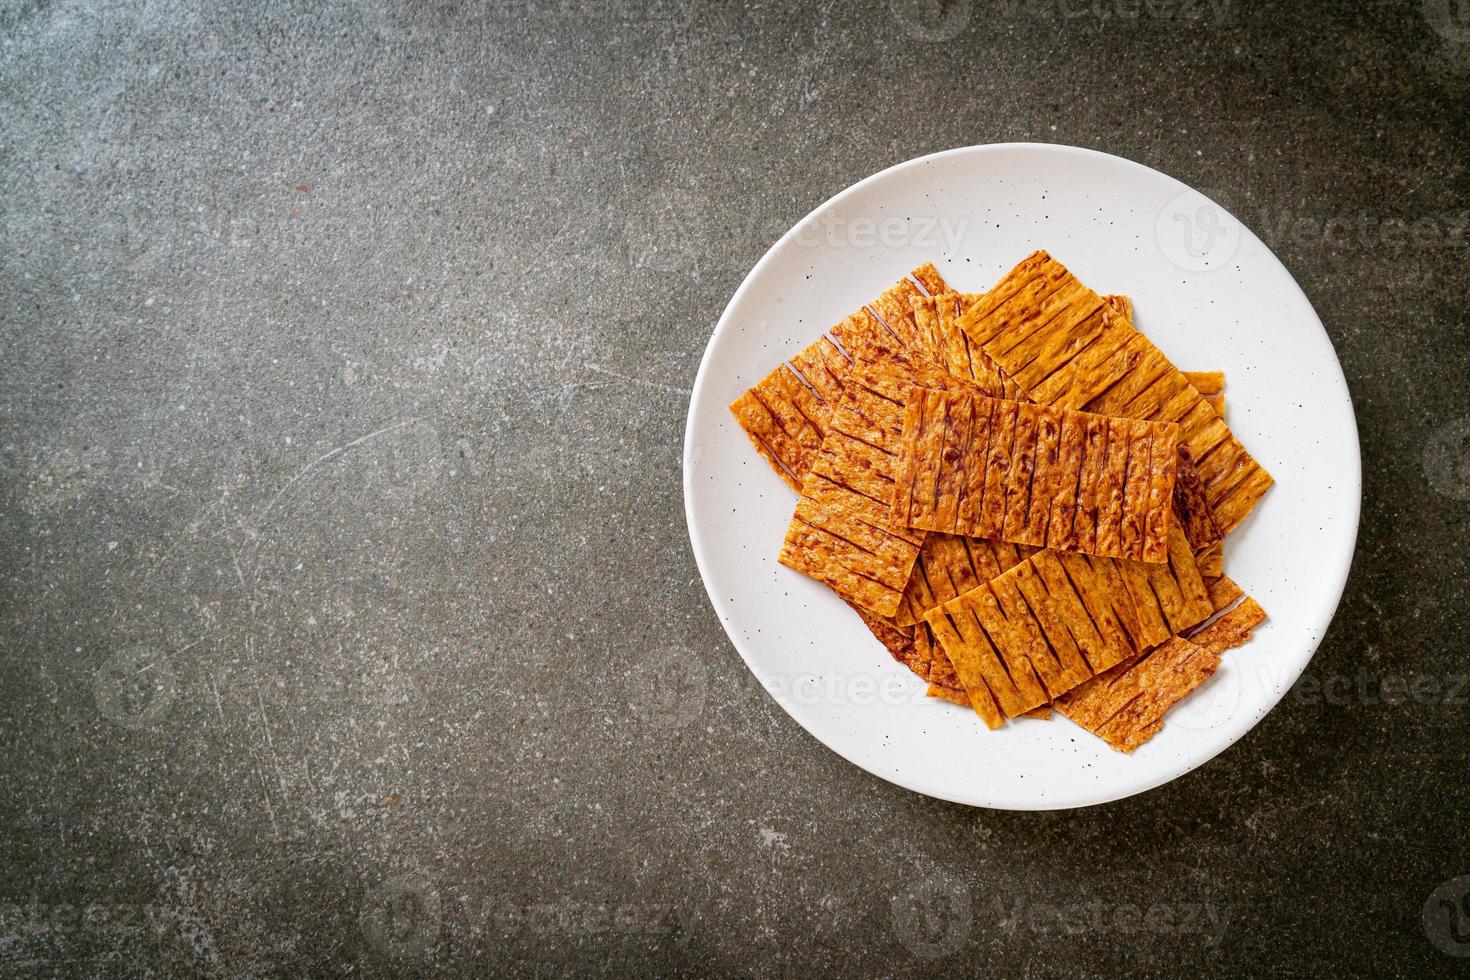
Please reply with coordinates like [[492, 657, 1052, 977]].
[[1183, 371, 1224, 396], [916, 531, 1207, 730], [1098, 595, 1268, 749], [1105, 295, 1134, 320], [1089, 639, 1221, 752], [977, 399, 1018, 540], [779, 366, 926, 617], [959, 251, 1271, 534], [1209, 462, 1275, 533], [1142, 422, 1180, 562], [729, 357, 831, 491], [911, 263, 949, 298], [923, 592, 1024, 727], [867, 280, 927, 349], [894, 533, 1033, 627], [1196, 542, 1224, 578], [933, 391, 975, 531], [912, 293, 1032, 399], [1093, 418, 1125, 557], [1070, 413, 1109, 555], [911, 294, 948, 367], [1052, 551, 1151, 656], [1118, 526, 1215, 639], [890, 394, 924, 535], [1204, 574, 1242, 610], [1046, 410, 1086, 552], [1001, 405, 1043, 543], [1173, 442, 1225, 550], [1189, 597, 1267, 654], [923, 548, 1160, 723], [927, 683, 970, 706], [729, 266, 952, 490], [926, 678, 1039, 717], [1000, 406, 1041, 543], [1118, 425, 1153, 562], [913, 622, 963, 690], [917, 619, 1005, 718], [842, 299, 1013, 405], [866, 263, 949, 349], [780, 334, 990, 617], [1018, 406, 1059, 546], [917, 291, 1131, 403], [1056, 584, 1267, 752], [1054, 635, 1213, 732], [892, 390, 1179, 562], [990, 559, 1094, 696]]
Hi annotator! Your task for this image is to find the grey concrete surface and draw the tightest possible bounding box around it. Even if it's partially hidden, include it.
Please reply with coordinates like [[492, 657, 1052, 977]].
[[2, 0, 1468, 975]]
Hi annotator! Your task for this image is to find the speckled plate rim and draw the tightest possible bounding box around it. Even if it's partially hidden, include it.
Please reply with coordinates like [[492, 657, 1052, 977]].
[[682, 143, 1361, 810]]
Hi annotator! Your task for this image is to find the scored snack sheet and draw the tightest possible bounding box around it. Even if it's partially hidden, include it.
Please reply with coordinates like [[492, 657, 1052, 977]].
[[892, 389, 1180, 563], [1056, 635, 1223, 752], [923, 549, 1158, 726], [1055, 585, 1267, 752], [729, 264, 950, 491], [921, 524, 1212, 727], [1190, 594, 1267, 654], [894, 533, 1035, 628], [775, 360, 928, 618], [724, 253, 1273, 751], [729, 265, 963, 667], [911, 292, 1031, 400], [728, 323, 856, 491], [776, 331, 995, 618], [1172, 442, 1225, 550], [1120, 525, 1216, 640], [958, 251, 1272, 534]]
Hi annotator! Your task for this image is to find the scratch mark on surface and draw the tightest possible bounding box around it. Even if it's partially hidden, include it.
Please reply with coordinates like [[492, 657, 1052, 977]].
[[255, 685, 276, 751], [214, 496, 253, 589], [302, 755, 319, 797], [256, 415, 436, 526], [252, 672, 291, 812], [581, 362, 690, 396], [253, 761, 280, 836], [556, 379, 617, 406]]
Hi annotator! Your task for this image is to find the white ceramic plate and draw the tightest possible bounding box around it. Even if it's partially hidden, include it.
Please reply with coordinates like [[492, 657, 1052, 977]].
[[682, 144, 1360, 810]]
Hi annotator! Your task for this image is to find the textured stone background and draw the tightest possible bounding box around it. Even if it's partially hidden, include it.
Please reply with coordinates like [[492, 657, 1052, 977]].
[[2, 0, 1469, 975]]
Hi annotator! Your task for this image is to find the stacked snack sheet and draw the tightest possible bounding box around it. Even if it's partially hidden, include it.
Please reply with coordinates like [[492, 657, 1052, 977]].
[[730, 252, 1271, 752]]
